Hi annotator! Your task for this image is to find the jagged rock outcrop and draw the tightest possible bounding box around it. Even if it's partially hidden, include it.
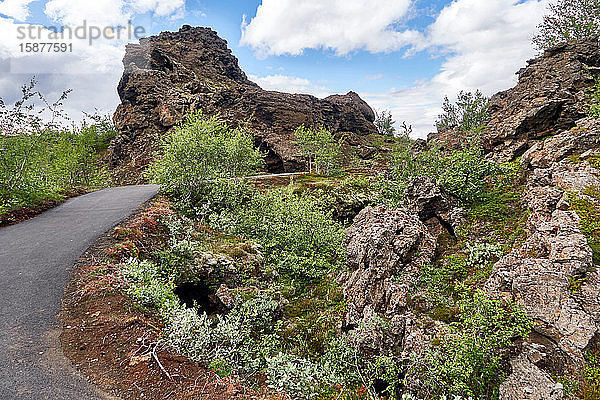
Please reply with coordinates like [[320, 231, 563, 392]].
[[108, 25, 378, 179], [484, 37, 600, 161], [403, 176, 466, 238], [485, 118, 600, 399], [338, 206, 436, 355]]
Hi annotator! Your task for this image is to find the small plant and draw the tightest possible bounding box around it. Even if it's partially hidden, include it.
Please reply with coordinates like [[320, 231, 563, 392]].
[[580, 346, 600, 400], [435, 90, 490, 133], [375, 109, 396, 137], [397, 121, 413, 140], [568, 187, 600, 264], [589, 76, 600, 119], [533, 0, 600, 51], [294, 125, 342, 175]]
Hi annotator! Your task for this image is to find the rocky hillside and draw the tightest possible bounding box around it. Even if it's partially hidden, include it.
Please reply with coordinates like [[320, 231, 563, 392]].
[[107, 25, 380, 180], [66, 30, 600, 400], [484, 38, 600, 161], [405, 38, 600, 398]]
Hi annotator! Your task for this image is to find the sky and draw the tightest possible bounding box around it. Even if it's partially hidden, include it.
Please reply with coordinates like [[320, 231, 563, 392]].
[[0, 0, 551, 137]]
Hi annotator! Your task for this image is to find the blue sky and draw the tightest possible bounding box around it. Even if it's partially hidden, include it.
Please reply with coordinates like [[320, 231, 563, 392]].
[[0, 0, 550, 136]]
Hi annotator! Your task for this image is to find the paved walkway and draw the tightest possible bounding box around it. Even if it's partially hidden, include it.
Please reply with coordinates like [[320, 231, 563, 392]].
[[0, 185, 159, 400]]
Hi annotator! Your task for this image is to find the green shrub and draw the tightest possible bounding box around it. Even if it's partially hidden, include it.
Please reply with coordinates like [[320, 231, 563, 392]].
[[148, 112, 264, 201], [533, 0, 600, 51], [294, 125, 342, 175], [580, 347, 600, 399], [0, 80, 115, 215], [435, 90, 490, 133], [589, 76, 600, 119], [417, 290, 533, 399], [209, 184, 345, 281], [381, 138, 500, 206], [568, 187, 600, 264], [375, 109, 396, 137]]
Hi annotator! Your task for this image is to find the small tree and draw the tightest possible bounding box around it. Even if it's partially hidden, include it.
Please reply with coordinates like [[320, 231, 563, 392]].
[[375, 109, 396, 137], [294, 125, 342, 175], [435, 90, 490, 133], [397, 121, 413, 141], [533, 0, 600, 51], [148, 112, 264, 200]]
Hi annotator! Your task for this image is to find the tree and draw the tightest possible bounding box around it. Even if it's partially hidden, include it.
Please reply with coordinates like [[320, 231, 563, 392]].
[[375, 109, 396, 137], [148, 112, 264, 199], [294, 125, 342, 175], [435, 90, 490, 133], [533, 0, 600, 51]]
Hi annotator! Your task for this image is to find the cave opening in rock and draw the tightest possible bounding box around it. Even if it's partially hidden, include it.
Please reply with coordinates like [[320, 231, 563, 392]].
[[174, 281, 224, 315], [254, 138, 285, 173]]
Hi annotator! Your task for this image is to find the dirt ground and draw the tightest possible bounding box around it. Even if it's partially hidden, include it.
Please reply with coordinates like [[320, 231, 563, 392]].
[[59, 203, 262, 400]]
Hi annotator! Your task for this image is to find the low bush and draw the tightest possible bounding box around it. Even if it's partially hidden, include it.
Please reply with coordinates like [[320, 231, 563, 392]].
[[590, 76, 600, 119], [416, 291, 533, 399], [381, 138, 501, 206], [148, 112, 264, 203], [0, 80, 116, 216], [209, 184, 345, 281]]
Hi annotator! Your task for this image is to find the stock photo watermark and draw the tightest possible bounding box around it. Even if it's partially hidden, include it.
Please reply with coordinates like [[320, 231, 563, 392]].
[[16, 20, 147, 52], [10, 20, 148, 73]]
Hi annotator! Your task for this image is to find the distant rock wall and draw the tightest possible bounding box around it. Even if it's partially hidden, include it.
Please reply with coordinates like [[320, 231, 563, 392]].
[[108, 25, 377, 179], [484, 37, 600, 161]]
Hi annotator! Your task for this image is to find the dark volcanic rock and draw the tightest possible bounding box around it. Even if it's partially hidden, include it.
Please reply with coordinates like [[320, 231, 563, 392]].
[[403, 176, 466, 238], [108, 25, 377, 179], [484, 37, 600, 161]]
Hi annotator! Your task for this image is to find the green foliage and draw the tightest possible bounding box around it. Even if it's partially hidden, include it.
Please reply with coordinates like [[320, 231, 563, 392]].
[[209, 184, 345, 281], [435, 90, 490, 133], [381, 138, 501, 205], [589, 76, 600, 119], [580, 347, 600, 400], [375, 109, 396, 137], [417, 291, 533, 399], [294, 125, 342, 175], [282, 278, 347, 358], [0, 80, 115, 216], [120, 253, 364, 398], [148, 112, 264, 201], [419, 242, 504, 321], [568, 187, 600, 264], [533, 0, 600, 51]]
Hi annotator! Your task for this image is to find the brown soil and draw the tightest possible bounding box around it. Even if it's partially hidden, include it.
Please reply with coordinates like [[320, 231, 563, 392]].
[[1, 187, 93, 227], [60, 202, 262, 400]]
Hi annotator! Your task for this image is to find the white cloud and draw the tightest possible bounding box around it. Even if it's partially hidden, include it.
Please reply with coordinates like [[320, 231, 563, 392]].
[[367, 0, 550, 137], [0, 0, 36, 21], [248, 74, 333, 98], [45, 0, 184, 26], [0, 0, 185, 122], [0, 16, 124, 121], [240, 0, 425, 57]]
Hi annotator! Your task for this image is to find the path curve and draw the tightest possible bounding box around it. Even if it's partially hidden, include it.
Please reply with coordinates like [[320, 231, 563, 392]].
[[0, 185, 159, 400]]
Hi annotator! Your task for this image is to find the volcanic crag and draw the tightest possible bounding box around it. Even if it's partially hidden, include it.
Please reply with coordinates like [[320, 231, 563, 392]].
[[108, 25, 379, 181]]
